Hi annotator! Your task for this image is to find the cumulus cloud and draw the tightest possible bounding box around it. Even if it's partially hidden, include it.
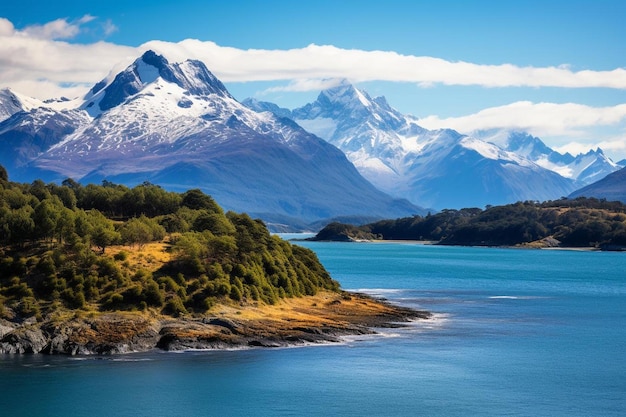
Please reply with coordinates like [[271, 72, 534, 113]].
[[417, 102, 626, 159], [0, 18, 15, 36], [554, 138, 626, 158]]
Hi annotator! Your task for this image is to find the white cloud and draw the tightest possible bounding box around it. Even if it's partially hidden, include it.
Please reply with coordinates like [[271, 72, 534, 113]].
[[554, 140, 625, 158], [0, 18, 15, 36], [554, 136, 626, 159], [21, 15, 96, 40], [0, 17, 137, 99], [418, 101, 626, 137], [417, 102, 626, 159], [141, 41, 626, 90]]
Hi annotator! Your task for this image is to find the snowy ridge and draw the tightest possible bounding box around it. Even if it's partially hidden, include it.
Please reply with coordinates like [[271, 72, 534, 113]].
[[0, 88, 45, 122], [459, 136, 533, 167], [564, 149, 621, 184], [476, 130, 621, 185]]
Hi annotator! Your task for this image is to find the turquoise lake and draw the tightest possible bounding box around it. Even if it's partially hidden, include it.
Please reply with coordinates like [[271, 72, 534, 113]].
[[1, 240, 625, 416]]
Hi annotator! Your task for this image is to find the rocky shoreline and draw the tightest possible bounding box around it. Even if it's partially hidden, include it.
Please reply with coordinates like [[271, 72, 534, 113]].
[[0, 291, 430, 355]]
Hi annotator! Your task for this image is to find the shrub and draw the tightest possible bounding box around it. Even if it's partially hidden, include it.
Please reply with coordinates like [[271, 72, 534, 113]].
[[230, 285, 243, 302], [162, 295, 187, 317], [114, 251, 128, 261]]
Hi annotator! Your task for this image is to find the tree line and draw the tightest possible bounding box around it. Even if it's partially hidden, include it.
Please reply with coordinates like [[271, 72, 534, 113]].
[[312, 198, 626, 249], [0, 166, 339, 321]]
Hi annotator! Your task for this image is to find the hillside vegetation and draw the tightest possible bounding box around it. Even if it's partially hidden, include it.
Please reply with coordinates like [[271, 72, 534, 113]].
[[0, 166, 339, 323], [312, 198, 626, 249]]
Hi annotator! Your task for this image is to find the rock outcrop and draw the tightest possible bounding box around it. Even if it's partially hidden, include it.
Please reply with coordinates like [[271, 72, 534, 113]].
[[0, 292, 429, 355]]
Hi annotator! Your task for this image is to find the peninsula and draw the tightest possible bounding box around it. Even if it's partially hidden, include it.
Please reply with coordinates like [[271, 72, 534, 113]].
[[0, 171, 428, 354]]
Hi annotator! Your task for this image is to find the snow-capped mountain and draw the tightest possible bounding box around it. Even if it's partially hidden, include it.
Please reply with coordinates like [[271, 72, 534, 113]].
[[0, 88, 45, 122], [248, 81, 577, 209], [478, 130, 621, 185], [0, 51, 420, 227]]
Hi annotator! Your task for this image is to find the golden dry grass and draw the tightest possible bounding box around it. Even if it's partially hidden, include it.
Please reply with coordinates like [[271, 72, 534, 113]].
[[107, 239, 172, 272], [211, 291, 416, 328]]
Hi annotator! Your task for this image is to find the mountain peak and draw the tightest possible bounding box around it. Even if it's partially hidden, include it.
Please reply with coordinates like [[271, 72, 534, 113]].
[[319, 79, 373, 108], [139, 50, 169, 71], [293, 81, 407, 132], [0, 88, 23, 121], [83, 50, 231, 116], [0, 88, 44, 122], [586, 147, 604, 156]]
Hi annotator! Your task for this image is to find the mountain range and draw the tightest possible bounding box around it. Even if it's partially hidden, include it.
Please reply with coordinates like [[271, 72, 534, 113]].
[[1, 52, 624, 227], [244, 81, 622, 209], [475, 130, 621, 186], [0, 51, 421, 229]]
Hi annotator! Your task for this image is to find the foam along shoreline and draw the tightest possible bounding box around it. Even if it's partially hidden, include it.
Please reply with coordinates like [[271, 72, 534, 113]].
[[0, 291, 431, 355]]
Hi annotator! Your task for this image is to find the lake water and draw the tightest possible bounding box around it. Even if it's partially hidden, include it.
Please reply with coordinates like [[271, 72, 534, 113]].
[[1, 240, 625, 416]]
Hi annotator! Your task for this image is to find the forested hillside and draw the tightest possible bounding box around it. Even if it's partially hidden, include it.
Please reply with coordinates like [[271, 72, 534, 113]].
[[0, 165, 339, 322], [311, 198, 626, 249]]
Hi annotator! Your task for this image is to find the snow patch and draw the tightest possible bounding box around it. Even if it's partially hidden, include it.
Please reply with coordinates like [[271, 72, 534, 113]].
[[460, 136, 503, 160], [354, 88, 372, 107], [399, 132, 425, 153], [535, 157, 574, 178]]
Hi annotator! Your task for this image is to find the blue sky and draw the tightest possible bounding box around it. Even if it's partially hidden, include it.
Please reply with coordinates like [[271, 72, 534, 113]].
[[2, 0, 626, 159]]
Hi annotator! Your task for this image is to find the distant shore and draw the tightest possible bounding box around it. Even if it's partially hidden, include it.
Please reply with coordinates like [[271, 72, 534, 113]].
[[0, 291, 430, 355], [303, 237, 620, 252]]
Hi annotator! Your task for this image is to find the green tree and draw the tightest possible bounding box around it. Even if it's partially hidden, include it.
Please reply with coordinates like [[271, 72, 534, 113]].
[[119, 215, 166, 247], [181, 189, 222, 213], [87, 210, 120, 253], [50, 184, 77, 209], [5, 206, 35, 245], [192, 212, 236, 235], [32, 199, 62, 242], [29, 179, 51, 202]]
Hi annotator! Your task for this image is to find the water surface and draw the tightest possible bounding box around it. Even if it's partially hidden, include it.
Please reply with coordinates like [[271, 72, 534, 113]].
[[1, 242, 624, 416]]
